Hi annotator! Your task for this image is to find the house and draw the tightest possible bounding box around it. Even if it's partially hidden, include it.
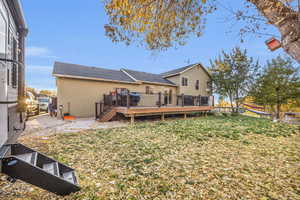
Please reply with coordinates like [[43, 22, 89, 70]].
[[0, 0, 28, 147], [53, 62, 213, 118]]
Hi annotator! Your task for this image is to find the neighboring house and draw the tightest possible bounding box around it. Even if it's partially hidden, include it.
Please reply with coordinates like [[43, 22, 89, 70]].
[[53, 62, 212, 118], [0, 0, 28, 146]]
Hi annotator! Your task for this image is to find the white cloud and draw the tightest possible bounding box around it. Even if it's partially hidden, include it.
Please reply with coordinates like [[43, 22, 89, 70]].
[[26, 46, 58, 59]]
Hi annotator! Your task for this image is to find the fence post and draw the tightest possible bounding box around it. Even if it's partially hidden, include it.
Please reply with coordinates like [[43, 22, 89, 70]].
[[212, 96, 215, 107], [95, 103, 98, 120], [110, 93, 113, 107], [158, 92, 162, 107], [181, 94, 184, 107], [127, 90, 130, 108], [116, 92, 118, 107]]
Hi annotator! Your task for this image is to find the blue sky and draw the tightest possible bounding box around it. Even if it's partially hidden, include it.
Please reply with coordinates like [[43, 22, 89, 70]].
[[22, 0, 285, 90]]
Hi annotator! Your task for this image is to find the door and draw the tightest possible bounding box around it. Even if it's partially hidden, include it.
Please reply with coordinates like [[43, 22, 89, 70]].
[[0, 7, 8, 146], [164, 91, 168, 105]]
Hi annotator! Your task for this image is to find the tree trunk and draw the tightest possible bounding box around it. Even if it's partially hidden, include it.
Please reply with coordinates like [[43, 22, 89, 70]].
[[229, 95, 235, 113], [248, 0, 300, 63], [276, 103, 281, 120], [276, 87, 280, 120]]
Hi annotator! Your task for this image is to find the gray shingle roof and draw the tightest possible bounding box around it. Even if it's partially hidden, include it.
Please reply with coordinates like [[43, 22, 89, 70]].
[[160, 64, 195, 77], [122, 69, 176, 85], [53, 62, 135, 83]]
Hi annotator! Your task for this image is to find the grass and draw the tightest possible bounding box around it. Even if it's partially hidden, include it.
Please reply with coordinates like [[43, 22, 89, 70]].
[[1, 115, 300, 200]]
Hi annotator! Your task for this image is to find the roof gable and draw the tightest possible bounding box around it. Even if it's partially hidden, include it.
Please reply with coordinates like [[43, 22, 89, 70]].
[[161, 63, 211, 78], [160, 64, 195, 77], [121, 69, 176, 86]]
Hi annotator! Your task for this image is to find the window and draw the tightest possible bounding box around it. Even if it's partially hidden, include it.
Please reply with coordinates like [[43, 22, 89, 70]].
[[12, 64, 17, 88], [0, 13, 7, 58], [169, 89, 172, 104], [182, 77, 188, 86], [145, 86, 150, 94], [7, 69, 10, 85], [11, 39, 17, 88], [207, 81, 212, 90], [195, 80, 199, 90]]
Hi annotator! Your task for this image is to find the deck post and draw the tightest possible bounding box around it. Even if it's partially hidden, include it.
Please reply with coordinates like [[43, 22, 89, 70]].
[[130, 115, 135, 124], [184, 113, 187, 119], [127, 90, 130, 108], [158, 92, 162, 107], [100, 102, 103, 113], [182, 94, 184, 107], [95, 103, 98, 120], [161, 113, 165, 121], [199, 96, 202, 106], [115, 89, 118, 106]]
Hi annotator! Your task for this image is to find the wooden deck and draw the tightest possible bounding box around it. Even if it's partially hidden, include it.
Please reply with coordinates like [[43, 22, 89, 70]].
[[115, 106, 212, 116], [113, 106, 213, 123]]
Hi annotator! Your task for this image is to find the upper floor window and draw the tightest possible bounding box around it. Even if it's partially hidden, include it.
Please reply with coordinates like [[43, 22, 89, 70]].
[[182, 77, 188, 86], [145, 86, 150, 94], [195, 80, 199, 90], [207, 81, 212, 89]]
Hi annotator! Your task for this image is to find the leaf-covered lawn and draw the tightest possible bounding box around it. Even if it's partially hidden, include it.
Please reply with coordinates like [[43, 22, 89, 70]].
[[1, 116, 300, 200]]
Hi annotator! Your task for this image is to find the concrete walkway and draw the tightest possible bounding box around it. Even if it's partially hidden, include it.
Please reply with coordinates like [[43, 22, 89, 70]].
[[22, 114, 128, 137]]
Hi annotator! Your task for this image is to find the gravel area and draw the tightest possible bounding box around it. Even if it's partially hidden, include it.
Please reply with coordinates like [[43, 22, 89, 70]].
[[21, 114, 128, 137]]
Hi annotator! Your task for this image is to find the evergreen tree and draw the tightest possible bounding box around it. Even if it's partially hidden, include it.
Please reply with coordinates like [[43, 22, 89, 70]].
[[250, 56, 300, 119]]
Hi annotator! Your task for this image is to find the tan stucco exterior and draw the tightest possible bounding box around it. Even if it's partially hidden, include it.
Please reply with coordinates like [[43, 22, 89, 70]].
[[165, 64, 211, 96], [56, 77, 177, 117]]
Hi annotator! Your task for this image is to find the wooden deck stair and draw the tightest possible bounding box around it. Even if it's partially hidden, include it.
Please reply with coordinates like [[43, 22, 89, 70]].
[[98, 108, 117, 122]]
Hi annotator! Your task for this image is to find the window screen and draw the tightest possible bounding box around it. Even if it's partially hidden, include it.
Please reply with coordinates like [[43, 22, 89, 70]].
[[12, 39, 17, 88], [0, 13, 6, 58]]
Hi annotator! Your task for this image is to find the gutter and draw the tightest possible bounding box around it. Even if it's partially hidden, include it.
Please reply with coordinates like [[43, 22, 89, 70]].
[[140, 80, 177, 87], [53, 74, 141, 85]]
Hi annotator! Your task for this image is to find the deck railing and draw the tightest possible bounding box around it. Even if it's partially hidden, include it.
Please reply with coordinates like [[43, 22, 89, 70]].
[[95, 91, 214, 119], [101, 91, 213, 108]]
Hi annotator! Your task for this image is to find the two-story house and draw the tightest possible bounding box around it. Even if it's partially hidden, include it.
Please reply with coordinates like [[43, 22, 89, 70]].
[[53, 62, 213, 118]]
